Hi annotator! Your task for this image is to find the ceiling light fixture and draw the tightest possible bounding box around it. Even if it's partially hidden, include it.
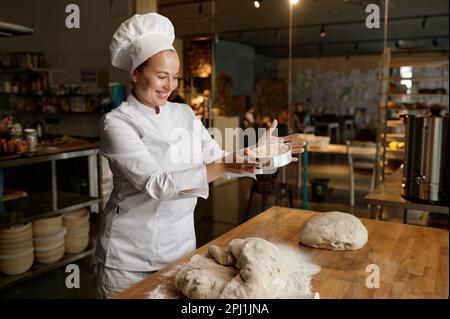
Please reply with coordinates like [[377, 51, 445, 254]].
[[254, 0, 263, 8], [290, 0, 300, 4], [320, 25, 326, 38]]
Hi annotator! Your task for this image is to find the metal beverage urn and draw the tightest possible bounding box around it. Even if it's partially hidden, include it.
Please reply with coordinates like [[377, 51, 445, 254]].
[[402, 110, 448, 204]]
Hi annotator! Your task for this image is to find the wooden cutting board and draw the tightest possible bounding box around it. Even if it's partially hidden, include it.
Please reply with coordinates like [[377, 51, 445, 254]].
[[115, 206, 449, 299]]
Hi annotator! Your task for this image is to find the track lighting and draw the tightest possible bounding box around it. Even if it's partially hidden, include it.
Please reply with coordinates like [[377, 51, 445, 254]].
[[254, 0, 263, 8]]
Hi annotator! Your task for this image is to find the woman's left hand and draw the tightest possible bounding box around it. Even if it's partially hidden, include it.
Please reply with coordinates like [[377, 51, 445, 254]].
[[280, 134, 306, 155], [260, 119, 305, 155]]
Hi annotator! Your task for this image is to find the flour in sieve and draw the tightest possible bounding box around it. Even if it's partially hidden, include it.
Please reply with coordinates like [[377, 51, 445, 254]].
[[250, 143, 289, 157]]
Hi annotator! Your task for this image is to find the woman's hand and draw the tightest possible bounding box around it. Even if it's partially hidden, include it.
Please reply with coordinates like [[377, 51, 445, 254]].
[[206, 151, 261, 183], [221, 150, 261, 175], [259, 119, 306, 155], [280, 134, 306, 155], [259, 119, 279, 146]]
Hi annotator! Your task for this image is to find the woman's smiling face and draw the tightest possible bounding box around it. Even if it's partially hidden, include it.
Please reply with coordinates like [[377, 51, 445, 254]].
[[131, 50, 180, 107]]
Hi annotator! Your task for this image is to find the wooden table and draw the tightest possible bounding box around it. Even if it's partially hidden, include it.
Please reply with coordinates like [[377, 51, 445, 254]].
[[308, 143, 376, 158], [365, 168, 449, 222], [116, 206, 449, 299], [307, 143, 400, 160]]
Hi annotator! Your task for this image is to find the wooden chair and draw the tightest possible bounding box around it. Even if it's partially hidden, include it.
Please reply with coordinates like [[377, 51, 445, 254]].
[[346, 140, 376, 208]]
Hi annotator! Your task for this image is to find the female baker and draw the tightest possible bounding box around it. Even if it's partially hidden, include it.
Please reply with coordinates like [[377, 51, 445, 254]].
[[95, 12, 305, 298]]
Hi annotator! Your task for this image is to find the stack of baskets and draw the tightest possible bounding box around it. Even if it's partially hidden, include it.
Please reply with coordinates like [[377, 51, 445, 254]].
[[63, 209, 90, 254], [32, 215, 66, 264], [0, 222, 34, 275]]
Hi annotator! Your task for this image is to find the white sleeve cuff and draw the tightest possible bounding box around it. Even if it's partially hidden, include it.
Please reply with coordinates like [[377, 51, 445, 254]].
[[176, 165, 209, 199]]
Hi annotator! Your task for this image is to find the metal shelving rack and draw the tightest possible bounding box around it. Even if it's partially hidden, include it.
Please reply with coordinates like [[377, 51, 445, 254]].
[[0, 145, 103, 290], [375, 48, 449, 186]]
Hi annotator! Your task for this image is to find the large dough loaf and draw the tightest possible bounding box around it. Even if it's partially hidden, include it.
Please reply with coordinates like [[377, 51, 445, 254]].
[[299, 212, 368, 250], [175, 237, 287, 299]]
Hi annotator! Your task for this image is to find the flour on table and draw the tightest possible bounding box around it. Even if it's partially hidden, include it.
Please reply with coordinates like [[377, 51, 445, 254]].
[[273, 243, 321, 299], [146, 285, 169, 299], [146, 264, 185, 299]]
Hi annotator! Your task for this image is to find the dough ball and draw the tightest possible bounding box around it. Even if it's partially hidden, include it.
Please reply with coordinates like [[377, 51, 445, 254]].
[[299, 212, 368, 250]]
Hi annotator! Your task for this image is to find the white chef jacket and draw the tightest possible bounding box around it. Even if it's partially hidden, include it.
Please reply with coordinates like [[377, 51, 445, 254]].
[[95, 94, 242, 271]]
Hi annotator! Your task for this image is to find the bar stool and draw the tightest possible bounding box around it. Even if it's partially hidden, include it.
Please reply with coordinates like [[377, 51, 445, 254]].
[[343, 119, 354, 141], [315, 122, 340, 144]]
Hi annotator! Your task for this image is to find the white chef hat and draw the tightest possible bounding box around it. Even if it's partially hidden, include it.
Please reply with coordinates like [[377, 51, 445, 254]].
[[109, 12, 176, 72]]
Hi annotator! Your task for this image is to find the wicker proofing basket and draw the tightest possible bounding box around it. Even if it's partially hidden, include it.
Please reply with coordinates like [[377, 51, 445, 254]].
[[32, 215, 63, 237], [0, 236, 33, 256], [0, 222, 32, 241], [35, 242, 65, 264], [65, 224, 89, 254], [65, 235, 89, 254], [34, 228, 67, 252], [63, 209, 90, 229], [0, 248, 34, 275], [63, 209, 90, 254]]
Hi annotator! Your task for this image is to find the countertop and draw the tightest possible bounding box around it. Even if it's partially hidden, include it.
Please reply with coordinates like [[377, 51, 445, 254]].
[[116, 206, 449, 299], [364, 168, 449, 214]]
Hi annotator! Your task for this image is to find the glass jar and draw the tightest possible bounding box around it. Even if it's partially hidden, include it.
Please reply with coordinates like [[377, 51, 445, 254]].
[[10, 123, 23, 140], [24, 129, 38, 151]]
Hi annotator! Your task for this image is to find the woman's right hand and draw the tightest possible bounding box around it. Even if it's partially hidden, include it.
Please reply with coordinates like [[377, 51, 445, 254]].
[[221, 150, 261, 175], [206, 151, 261, 183]]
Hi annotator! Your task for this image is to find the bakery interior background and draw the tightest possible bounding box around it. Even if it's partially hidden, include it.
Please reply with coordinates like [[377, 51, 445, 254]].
[[0, 0, 448, 299]]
